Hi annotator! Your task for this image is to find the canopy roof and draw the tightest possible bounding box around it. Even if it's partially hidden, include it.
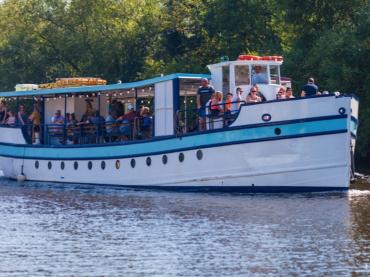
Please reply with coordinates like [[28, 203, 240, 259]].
[[0, 73, 211, 98]]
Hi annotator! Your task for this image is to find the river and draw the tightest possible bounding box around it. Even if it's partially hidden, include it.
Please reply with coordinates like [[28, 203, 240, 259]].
[[0, 179, 369, 276]]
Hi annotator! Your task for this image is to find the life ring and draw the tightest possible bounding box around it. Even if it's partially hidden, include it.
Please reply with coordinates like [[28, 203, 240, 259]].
[[238, 55, 260, 61]]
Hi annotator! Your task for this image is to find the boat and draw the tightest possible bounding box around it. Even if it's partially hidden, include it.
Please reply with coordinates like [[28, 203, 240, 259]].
[[0, 55, 359, 192]]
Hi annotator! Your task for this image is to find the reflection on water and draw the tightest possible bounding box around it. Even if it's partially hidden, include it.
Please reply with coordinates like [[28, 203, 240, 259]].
[[0, 179, 369, 276]]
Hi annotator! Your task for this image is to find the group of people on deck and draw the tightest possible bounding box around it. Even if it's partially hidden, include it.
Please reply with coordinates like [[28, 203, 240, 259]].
[[196, 77, 326, 131], [48, 99, 153, 144]]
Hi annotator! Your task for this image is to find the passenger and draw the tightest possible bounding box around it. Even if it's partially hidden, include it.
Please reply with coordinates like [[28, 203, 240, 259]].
[[254, 85, 267, 102], [210, 91, 223, 117], [51, 110, 65, 124], [117, 104, 137, 140], [140, 106, 152, 139], [0, 100, 8, 124], [286, 87, 295, 98], [197, 78, 215, 131], [225, 92, 233, 113], [5, 111, 16, 126], [65, 113, 78, 144], [301, 77, 318, 97], [17, 104, 28, 126], [231, 87, 243, 113], [80, 99, 95, 122], [28, 104, 41, 144], [105, 110, 118, 142], [251, 65, 268, 85], [246, 87, 262, 103], [276, 86, 286, 100], [66, 113, 78, 127]]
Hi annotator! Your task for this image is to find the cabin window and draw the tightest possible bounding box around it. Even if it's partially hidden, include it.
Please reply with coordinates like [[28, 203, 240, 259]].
[[269, 65, 280, 84], [146, 157, 151, 166], [162, 155, 168, 164], [101, 161, 106, 170], [115, 160, 120, 169], [48, 161, 52, 170], [196, 150, 203, 160], [88, 161, 93, 170], [179, 152, 185, 162], [61, 161, 65, 170], [235, 65, 250, 86], [251, 65, 268, 85], [130, 159, 136, 168], [35, 161, 39, 169], [74, 161, 78, 170]]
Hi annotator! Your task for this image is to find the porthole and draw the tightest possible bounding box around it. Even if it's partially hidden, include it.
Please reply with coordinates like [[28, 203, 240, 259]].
[[262, 113, 272, 122], [196, 150, 203, 160], [274, 128, 282, 135], [101, 161, 106, 170], [115, 160, 120, 169], [48, 161, 52, 170], [339, 107, 346, 115], [179, 152, 185, 162], [88, 161, 93, 170], [162, 155, 168, 164], [146, 157, 151, 166], [130, 159, 136, 168], [35, 161, 39, 169], [60, 161, 65, 170], [74, 161, 78, 170]]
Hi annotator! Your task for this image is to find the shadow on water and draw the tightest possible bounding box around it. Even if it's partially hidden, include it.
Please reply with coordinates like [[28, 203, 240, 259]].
[[0, 178, 369, 276]]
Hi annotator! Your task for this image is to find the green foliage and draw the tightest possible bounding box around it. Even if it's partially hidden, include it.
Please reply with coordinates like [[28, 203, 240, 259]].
[[0, 0, 369, 158]]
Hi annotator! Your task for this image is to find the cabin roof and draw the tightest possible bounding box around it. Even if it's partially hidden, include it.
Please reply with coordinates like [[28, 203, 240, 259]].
[[0, 73, 211, 98]]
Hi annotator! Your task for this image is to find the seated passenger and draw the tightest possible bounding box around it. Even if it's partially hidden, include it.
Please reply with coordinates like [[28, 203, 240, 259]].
[[276, 86, 286, 100], [140, 107, 152, 139], [117, 104, 137, 139], [5, 111, 16, 126], [52, 110, 64, 124], [246, 87, 262, 103], [251, 65, 268, 85], [286, 87, 295, 98], [105, 110, 118, 142]]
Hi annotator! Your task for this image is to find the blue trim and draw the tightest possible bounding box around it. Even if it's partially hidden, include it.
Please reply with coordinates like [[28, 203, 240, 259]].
[[0, 114, 347, 149], [0, 117, 348, 160], [0, 73, 211, 98]]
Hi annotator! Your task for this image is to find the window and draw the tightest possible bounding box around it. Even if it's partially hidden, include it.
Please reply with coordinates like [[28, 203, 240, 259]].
[[179, 153, 185, 162], [61, 161, 65, 170], [146, 157, 151, 166], [130, 159, 136, 168], [235, 65, 250, 86], [115, 160, 120, 169], [35, 161, 39, 169], [48, 161, 52, 170], [101, 161, 106, 170], [251, 65, 268, 85], [222, 66, 230, 93], [88, 161, 93, 170], [196, 150, 203, 160], [269, 65, 280, 84], [74, 161, 78, 170], [162, 155, 168, 164]]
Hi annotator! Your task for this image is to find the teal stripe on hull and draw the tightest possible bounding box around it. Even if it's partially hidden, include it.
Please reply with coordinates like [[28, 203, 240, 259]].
[[0, 118, 347, 160]]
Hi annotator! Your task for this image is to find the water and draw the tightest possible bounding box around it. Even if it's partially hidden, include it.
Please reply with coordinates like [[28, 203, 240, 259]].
[[0, 179, 369, 276]]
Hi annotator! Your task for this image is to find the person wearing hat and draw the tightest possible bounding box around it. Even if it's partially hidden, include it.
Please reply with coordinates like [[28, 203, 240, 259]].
[[117, 103, 137, 140], [197, 78, 215, 131], [301, 77, 318, 97]]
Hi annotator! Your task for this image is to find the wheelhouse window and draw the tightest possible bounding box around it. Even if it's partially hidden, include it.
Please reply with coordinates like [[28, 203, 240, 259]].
[[222, 65, 230, 93], [251, 65, 268, 85], [235, 65, 250, 86], [269, 65, 280, 85]]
